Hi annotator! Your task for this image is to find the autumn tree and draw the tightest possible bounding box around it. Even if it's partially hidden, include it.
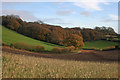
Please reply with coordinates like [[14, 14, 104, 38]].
[[64, 34, 84, 49], [2, 15, 91, 48], [2, 15, 21, 31]]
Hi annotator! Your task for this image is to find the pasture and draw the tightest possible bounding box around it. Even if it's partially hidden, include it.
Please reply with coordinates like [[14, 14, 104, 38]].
[[84, 40, 118, 49], [2, 26, 118, 51], [2, 26, 62, 51], [1, 26, 119, 78]]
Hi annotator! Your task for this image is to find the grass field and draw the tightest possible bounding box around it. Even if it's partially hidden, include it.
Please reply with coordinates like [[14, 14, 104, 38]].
[[2, 26, 119, 78], [2, 52, 118, 78], [84, 40, 118, 49], [2, 26, 62, 51], [2, 26, 118, 51]]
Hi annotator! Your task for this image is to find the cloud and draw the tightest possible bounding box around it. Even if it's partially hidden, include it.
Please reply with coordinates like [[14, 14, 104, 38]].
[[102, 14, 118, 22], [102, 19, 113, 22], [43, 18, 63, 23], [80, 11, 90, 17], [109, 14, 118, 20], [73, 0, 110, 11], [2, 9, 73, 26], [2, 0, 119, 2], [56, 10, 75, 16], [43, 18, 73, 25], [103, 2, 110, 5], [2, 9, 39, 21]]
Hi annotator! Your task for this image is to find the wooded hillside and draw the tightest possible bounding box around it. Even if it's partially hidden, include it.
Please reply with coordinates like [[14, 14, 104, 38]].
[[2, 15, 117, 48]]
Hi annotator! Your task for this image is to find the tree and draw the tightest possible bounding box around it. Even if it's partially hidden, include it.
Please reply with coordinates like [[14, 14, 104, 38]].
[[34, 20, 44, 24], [2, 15, 21, 31], [64, 34, 84, 49], [2, 15, 85, 48]]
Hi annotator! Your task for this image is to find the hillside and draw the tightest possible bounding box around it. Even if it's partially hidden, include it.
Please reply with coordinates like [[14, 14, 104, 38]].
[[2, 26, 62, 51], [2, 15, 83, 46], [2, 15, 118, 50], [2, 26, 118, 51]]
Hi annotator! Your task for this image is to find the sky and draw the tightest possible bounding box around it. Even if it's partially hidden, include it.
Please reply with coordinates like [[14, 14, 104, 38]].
[[1, 1, 118, 33]]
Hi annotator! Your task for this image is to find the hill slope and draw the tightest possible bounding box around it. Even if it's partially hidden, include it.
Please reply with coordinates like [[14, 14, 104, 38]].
[[2, 26, 62, 51], [1, 26, 118, 50]]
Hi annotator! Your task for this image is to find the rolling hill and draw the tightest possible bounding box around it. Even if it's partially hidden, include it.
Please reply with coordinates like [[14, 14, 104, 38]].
[[1, 25, 118, 51], [2, 26, 63, 51]]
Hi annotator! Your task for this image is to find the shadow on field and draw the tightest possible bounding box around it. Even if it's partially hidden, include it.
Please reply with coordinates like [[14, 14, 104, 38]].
[[2, 46, 120, 62]]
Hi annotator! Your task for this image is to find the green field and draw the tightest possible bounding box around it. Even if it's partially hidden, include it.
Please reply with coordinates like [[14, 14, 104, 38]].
[[2, 26, 62, 51], [84, 40, 118, 49], [1, 26, 118, 51], [1, 26, 119, 78], [2, 52, 118, 78]]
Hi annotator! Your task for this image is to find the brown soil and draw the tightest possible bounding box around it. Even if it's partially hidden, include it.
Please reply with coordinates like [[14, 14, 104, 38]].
[[2, 46, 119, 62]]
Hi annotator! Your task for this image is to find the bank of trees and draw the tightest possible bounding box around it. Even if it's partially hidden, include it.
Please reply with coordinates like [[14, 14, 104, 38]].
[[72, 27, 103, 41], [72, 26, 116, 41], [2, 15, 116, 48], [94, 26, 116, 35], [2, 15, 84, 49]]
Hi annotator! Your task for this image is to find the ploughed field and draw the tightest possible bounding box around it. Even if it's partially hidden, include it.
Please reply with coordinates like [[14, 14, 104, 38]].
[[2, 46, 119, 62]]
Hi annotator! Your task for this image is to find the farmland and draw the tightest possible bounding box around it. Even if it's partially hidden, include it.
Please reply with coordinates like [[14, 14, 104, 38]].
[[84, 40, 118, 49], [1, 20, 119, 79], [1, 3, 119, 79], [2, 26, 63, 51], [2, 26, 118, 51], [2, 27, 119, 78], [2, 51, 118, 78]]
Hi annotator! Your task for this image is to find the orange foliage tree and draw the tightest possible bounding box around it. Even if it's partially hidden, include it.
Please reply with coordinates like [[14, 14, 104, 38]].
[[64, 34, 84, 49]]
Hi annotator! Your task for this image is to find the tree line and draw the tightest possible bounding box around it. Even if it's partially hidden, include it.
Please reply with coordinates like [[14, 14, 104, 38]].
[[1, 15, 117, 49]]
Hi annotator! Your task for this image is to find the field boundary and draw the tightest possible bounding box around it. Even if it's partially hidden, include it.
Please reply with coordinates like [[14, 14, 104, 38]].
[[2, 46, 119, 62]]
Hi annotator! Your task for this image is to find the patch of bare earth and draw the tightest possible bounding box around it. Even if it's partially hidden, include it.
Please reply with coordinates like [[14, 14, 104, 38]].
[[2, 46, 119, 62]]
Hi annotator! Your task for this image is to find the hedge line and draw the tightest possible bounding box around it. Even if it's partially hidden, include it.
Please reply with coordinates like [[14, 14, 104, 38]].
[[10, 42, 45, 52], [52, 46, 75, 53]]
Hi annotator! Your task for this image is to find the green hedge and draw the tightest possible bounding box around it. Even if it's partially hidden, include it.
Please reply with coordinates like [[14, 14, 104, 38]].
[[10, 42, 45, 52]]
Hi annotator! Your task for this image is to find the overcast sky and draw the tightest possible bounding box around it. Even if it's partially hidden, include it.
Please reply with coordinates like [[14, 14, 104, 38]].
[[2, 1, 118, 33]]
